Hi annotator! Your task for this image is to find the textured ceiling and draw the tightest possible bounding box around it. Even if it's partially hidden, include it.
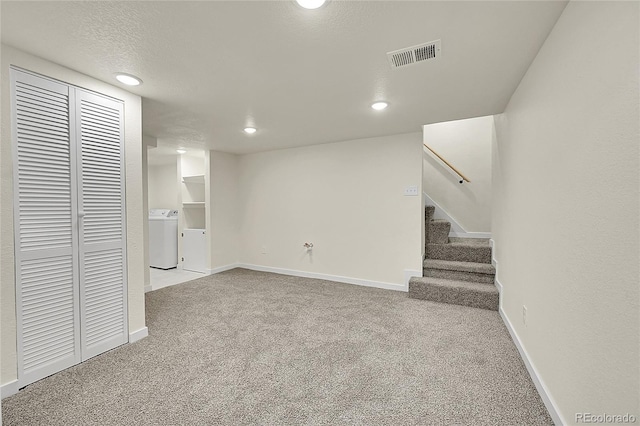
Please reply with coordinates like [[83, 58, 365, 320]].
[[1, 1, 567, 154]]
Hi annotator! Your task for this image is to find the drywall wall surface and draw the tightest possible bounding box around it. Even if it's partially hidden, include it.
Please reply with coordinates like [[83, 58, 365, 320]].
[[1, 45, 146, 386], [423, 116, 492, 232], [0, 44, 4, 412], [238, 132, 423, 287], [148, 163, 179, 210], [493, 1, 639, 422], [181, 152, 205, 178], [142, 137, 151, 288], [206, 151, 240, 269]]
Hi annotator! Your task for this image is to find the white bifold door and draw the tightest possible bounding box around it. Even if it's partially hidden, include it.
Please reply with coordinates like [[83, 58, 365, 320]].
[[11, 68, 128, 387]]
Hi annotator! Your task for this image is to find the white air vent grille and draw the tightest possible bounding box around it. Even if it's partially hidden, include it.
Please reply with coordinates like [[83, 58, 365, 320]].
[[387, 40, 441, 69]]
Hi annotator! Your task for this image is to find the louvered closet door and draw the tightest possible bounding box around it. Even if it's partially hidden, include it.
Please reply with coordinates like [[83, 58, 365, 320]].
[[75, 89, 128, 360], [11, 69, 82, 385]]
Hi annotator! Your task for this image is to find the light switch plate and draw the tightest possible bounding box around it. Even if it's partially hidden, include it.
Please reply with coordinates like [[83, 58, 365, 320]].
[[404, 185, 419, 196]]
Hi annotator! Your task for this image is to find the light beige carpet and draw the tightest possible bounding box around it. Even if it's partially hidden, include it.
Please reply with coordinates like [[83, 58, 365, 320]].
[[2, 268, 552, 425]]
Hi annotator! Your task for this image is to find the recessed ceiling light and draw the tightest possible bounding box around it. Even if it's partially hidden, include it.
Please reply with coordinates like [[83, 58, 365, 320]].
[[176, 149, 187, 154], [115, 73, 142, 86], [296, 0, 327, 9], [244, 127, 257, 134], [371, 101, 389, 111]]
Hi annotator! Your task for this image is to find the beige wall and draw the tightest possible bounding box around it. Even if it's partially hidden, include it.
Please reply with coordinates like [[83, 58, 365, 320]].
[[493, 1, 639, 423], [1, 45, 147, 387], [206, 151, 240, 270], [148, 163, 179, 210], [238, 133, 423, 287], [423, 116, 493, 232]]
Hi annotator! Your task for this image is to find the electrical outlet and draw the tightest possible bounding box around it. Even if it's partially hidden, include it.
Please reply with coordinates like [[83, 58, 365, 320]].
[[522, 305, 527, 326], [261, 245, 267, 255], [404, 185, 419, 196]]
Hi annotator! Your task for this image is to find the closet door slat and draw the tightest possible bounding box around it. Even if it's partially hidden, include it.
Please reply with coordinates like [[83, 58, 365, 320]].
[[11, 69, 81, 386], [12, 68, 129, 388], [76, 89, 128, 361]]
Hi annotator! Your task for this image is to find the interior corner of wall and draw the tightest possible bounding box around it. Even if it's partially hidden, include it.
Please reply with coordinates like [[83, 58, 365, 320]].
[[143, 135, 157, 148]]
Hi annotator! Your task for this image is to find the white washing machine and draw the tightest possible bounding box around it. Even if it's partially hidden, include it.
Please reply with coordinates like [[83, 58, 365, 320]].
[[148, 209, 178, 269]]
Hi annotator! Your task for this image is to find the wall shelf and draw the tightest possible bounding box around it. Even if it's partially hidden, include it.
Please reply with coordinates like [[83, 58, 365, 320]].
[[182, 202, 205, 208], [181, 171, 205, 226], [182, 175, 205, 184]]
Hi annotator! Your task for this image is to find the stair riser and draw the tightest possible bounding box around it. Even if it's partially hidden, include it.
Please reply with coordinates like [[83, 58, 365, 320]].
[[409, 282, 498, 311], [425, 206, 435, 223], [424, 268, 495, 284], [428, 221, 450, 244], [427, 244, 492, 264]]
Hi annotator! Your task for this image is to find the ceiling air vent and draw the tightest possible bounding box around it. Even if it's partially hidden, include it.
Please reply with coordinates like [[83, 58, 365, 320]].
[[387, 40, 441, 69]]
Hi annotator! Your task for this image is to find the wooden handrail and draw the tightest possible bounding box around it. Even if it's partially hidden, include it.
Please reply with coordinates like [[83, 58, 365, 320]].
[[423, 143, 470, 184]]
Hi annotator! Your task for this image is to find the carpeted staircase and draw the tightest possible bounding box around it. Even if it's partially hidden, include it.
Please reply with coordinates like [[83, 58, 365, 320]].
[[409, 206, 499, 311]]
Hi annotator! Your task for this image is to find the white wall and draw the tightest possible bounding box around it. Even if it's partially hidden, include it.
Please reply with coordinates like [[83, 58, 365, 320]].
[[1, 45, 147, 390], [142, 138, 151, 290], [180, 153, 205, 178], [148, 163, 178, 210], [493, 2, 639, 423], [206, 151, 240, 270], [238, 133, 423, 288], [423, 116, 493, 232]]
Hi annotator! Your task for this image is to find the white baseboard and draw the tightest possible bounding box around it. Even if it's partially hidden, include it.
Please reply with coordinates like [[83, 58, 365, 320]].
[[144, 285, 153, 293], [449, 231, 492, 239], [424, 192, 466, 234], [494, 277, 504, 324], [493, 260, 560, 424], [1, 328, 150, 400], [129, 326, 148, 343], [404, 269, 422, 290], [1, 379, 18, 399], [238, 263, 407, 292], [490, 239, 497, 267], [3, 328, 150, 399], [207, 263, 239, 275], [495, 276, 503, 294], [424, 192, 491, 239], [499, 296, 564, 425]]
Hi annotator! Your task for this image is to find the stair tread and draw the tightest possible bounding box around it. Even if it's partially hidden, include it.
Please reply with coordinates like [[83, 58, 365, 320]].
[[427, 242, 492, 264], [431, 219, 449, 223], [448, 237, 491, 246], [409, 276, 499, 311], [424, 259, 495, 275], [427, 242, 490, 250], [410, 276, 498, 293]]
